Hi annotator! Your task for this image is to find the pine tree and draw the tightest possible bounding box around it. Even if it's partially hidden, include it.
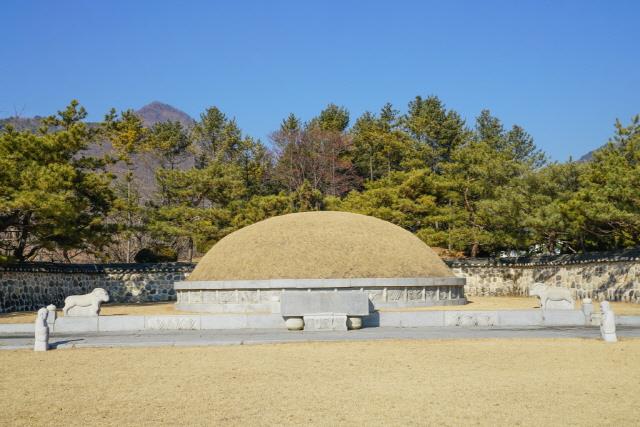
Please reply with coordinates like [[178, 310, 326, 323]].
[[0, 101, 114, 261], [102, 109, 148, 262]]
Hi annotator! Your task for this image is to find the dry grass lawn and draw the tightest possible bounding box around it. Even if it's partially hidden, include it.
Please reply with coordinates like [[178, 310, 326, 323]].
[[0, 339, 639, 426], [2, 296, 640, 324]]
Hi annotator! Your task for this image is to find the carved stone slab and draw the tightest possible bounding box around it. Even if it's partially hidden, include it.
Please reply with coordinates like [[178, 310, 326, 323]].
[[144, 316, 200, 330], [453, 312, 497, 327], [303, 313, 348, 331]]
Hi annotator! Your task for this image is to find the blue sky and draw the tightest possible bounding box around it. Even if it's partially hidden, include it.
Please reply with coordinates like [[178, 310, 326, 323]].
[[1, 0, 638, 161]]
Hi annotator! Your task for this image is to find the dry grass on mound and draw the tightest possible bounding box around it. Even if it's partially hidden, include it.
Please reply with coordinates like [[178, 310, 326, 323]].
[[2, 296, 640, 324], [1, 339, 639, 426], [189, 211, 453, 281]]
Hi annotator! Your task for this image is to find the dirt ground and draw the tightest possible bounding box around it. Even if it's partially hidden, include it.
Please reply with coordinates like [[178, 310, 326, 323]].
[[0, 339, 638, 426], [2, 296, 640, 324]]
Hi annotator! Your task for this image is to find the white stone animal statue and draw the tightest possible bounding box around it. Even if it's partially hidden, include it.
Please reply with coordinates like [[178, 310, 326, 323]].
[[34, 307, 49, 352], [600, 301, 617, 343], [529, 283, 574, 310], [63, 288, 109, 316]]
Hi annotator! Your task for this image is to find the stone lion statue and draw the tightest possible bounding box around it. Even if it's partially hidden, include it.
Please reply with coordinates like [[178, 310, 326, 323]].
[[63, 288, 110, 316], [529, 283, 574, 310]]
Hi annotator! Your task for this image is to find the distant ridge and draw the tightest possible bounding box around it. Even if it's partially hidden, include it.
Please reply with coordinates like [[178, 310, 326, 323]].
[[578, 148, 598, 162], [578, 142, 618, 163], [135, 101, 194, 128], [0, 101, 195, 131], [0, 102, 196, 201], [0, 116, 44, 132]]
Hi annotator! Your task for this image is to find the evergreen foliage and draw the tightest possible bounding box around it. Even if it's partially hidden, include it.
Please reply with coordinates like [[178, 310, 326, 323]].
[[1, 99, 638, 262], [0, 101, 114, 261]]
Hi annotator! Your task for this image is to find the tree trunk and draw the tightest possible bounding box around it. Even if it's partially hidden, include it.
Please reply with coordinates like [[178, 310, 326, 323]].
[[447, 200, 453, 251], [126, 174, 132, 263], [188, 237, 194, 262], [471, 242, 479, 258], [13, 212, 32, 262]]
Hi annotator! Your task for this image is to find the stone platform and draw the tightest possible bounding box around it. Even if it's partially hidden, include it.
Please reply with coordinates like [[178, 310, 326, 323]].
[[174, 277, 467, 314]]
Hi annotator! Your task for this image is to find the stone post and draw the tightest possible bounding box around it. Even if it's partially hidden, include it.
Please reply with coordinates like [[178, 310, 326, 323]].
[[46, 304, 57, 324], [581, 298, 593, 325], [600, 301, 617, 343], [34, 307, 49, 352]]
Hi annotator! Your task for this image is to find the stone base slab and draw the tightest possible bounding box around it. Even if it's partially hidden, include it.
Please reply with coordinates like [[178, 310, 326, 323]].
[[174, 302, 278, 314], [65, 306, 100, 317], [2, 310, 639, 335], [175, 277, 467, 314]]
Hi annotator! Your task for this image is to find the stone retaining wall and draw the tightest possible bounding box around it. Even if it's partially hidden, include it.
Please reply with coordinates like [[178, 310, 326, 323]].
[[0, 263, 194, 313], [1, 248, 639, 313], [448, 248, 640, 303]]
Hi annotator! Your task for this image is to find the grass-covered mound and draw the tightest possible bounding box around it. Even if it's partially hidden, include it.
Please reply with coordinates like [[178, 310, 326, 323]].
[[188, 211, 454, 281]]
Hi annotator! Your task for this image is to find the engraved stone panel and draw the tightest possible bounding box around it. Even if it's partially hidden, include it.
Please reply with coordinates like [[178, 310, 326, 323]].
[[238, 290, 258, 303], [190, 291, 202, 303], [145, 316, 199, 330], [457, 314, 476, 326], [407, 288, 423, 301], [475, 313, 496, 326], [303, 313, 348, 331], [259, 290, 280, 303], [450, 287, 459, 299], [203, 291, 217, 303], [218, 291, 236, 303], [387, 289, 403, 301]]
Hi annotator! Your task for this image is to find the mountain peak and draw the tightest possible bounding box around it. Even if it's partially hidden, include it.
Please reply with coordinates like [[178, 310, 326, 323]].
[[135, 101, 194, 128]]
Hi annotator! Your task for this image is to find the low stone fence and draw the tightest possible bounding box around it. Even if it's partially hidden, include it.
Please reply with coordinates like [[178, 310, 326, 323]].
[[0, 263, 194, 313], [447, 248, 640, 303], [2, 309, 639, 335]]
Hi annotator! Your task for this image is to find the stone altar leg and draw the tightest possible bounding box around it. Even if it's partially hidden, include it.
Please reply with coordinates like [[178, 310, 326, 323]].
[[285, 317, 304, 331], [347, 317, 362, 330], [581, 298, 593, 325], [46, 304, 57, 326]]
